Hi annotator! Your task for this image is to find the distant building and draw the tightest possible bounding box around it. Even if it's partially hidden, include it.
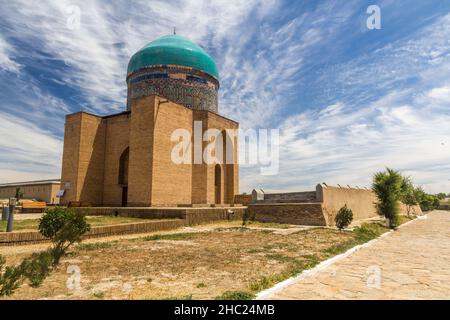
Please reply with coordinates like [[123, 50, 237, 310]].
[[0, 179, 61, 204], [59, 35, 239, 207]]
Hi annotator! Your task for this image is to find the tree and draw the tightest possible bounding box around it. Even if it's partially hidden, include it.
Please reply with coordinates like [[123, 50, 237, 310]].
[[372, 168, 403, 229], [38, 207, 90, 264], [436, 193, 446, 200], [414, 187, 440, 212], [401, 177, 417, 217], [335, 205, 353, 231]]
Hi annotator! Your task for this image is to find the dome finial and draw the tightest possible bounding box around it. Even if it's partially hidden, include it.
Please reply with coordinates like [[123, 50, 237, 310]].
[[173, 27, 176, 35]]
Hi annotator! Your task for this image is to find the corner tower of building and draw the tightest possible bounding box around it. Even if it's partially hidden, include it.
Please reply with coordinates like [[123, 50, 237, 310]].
[[126, 35, 219, 113]]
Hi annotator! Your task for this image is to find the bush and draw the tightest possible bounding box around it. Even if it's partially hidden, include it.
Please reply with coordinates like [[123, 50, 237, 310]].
[[39, 207, 90, 264], [0, 207, 90, 296], [335, 205, 353, 231]]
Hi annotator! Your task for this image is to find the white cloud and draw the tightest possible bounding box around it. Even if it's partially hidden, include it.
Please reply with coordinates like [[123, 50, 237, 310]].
[[240, 13, 450, 194], [0, 36, 21, 73], [0, 112, 62, 183]]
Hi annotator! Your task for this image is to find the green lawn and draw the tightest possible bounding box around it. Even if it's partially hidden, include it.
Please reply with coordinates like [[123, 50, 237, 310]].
[[0, 216, 148, 232]]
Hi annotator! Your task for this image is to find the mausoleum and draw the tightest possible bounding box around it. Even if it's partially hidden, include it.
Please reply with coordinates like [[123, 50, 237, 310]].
[[59, 35, 239, 207]]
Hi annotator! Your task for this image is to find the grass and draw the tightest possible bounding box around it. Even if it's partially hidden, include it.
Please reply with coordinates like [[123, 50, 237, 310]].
[[0, 215, 148, 232], [142, 232, 197, 241], [324, 223, 389, 256], [0, 219, 39, 231], [158, 294, 193, 300], [76, 242, 116, 251], [93, 292, 105, 299], [242, 221, 293, 229], [397, 215, 413, 225], [248, 254, 321, 293], [215, 291, 255, 300]]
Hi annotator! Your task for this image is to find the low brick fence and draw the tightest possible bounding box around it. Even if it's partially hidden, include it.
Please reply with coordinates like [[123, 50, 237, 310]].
[[0, 219, 185, 246]]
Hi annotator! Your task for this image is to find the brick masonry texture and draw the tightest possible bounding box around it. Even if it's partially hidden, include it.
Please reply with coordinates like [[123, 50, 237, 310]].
[[60, 95, 239, 207], [248, 203, 326, 226]]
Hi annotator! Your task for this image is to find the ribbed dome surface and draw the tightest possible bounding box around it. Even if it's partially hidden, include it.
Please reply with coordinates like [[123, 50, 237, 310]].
[[127, 35, 219, 80]]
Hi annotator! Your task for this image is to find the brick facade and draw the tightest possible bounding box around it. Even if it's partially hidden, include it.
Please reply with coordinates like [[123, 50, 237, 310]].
[[60, 95, 239, 207]]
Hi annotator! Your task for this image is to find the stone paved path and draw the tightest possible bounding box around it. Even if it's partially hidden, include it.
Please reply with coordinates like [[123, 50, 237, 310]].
[[267, 211, 450, 300]]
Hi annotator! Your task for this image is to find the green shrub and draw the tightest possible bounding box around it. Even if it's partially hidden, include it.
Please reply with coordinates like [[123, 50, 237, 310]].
[[335, 205, 353, 231], [39, 207, 90, 264]]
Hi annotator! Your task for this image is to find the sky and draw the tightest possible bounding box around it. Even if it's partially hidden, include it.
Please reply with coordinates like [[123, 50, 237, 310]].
[[0, 0, 449, 194]]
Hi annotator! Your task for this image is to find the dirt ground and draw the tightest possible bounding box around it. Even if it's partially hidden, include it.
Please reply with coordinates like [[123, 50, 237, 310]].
[[0, 219, 363, 300]]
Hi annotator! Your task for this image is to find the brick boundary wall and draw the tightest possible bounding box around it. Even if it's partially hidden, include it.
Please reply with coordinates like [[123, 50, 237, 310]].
[[250, 185, 424, 227], [247, 203, 327, 226]]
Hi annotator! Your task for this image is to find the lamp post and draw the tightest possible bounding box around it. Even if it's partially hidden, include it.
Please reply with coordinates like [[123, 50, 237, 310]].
[[6, 197, 16, 232]]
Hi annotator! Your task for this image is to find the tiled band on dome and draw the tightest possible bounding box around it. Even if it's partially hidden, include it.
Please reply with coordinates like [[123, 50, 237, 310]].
[[127, 65, 219, 112]]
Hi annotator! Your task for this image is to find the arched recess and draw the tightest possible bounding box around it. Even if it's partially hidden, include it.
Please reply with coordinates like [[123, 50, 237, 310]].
[[214, 164, 222, 204], [118, 147, 129, 207]]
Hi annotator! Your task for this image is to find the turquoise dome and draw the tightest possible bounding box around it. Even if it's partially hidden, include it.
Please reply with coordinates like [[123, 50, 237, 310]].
[[127, 35, 219, 80]]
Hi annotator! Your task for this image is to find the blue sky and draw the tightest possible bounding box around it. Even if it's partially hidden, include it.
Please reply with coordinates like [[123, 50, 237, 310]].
[[0, 0, 449, 193]]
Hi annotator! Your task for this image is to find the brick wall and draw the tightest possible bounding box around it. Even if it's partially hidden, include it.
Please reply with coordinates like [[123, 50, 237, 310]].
[[102, 113, 131, 206], [127, 96, 156, 206], [60, 95, 239, 207], [234, 194, 252, 205], [151, 98, 193, 205], [318, 185, 378, 225], [247, 203, 327, 226]]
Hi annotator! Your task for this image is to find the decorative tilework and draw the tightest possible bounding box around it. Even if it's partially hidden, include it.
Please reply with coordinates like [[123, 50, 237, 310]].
[[127, 66, 219, 113]]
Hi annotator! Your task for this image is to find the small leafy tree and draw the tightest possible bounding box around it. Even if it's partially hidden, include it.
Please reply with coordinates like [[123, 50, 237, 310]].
[[335, 205, 353, 231], [401, 177, 417, 217], [39, 207, 90, 264], [0, 207, 90, 296], [372, 168, 403, 229]]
